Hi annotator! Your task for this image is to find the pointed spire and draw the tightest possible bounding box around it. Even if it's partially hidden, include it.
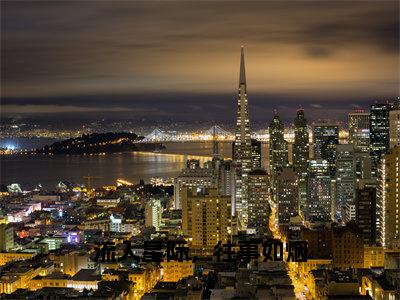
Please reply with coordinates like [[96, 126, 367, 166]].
[[239, 46, 246, 85]]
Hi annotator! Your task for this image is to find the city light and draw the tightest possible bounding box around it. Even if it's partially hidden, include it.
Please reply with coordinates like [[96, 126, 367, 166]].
[[0, 2, 399, 299]]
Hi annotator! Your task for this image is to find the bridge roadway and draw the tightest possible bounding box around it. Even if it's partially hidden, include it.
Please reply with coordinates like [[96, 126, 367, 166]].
[[135, 138, 269, 143]]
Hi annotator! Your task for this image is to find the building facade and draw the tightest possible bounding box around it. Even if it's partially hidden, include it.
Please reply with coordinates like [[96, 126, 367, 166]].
[[173, 159, 217, 209], [389, 108, 400, 149], [332, 224, 364, 270], [145, 199, 162, 231], [276, 167, 299, 226], [181, 187, 231, 248], [348, 111, 370, 153], [307, 160, 333, 222], [247, 169, 270, 234], [313, 122, 339, 176], [0, 224, 14, 251], [233, 47, 252, 230], [335, 144, 356, 221], [355, 180, 377, 246], [293, 108, 309, 174], [370, 103, 391, 176], [269, 112, 288, 175], [379, 146, 400, 249]]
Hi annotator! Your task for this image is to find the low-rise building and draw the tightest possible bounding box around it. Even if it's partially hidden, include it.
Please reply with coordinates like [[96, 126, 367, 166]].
[[332, 223, 364, 270], [0, 252, 36, 266], [161, 261, 194, 282], [363, 246, 385, 268]]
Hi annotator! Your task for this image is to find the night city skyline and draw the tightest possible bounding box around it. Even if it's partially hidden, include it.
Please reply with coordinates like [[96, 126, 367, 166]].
[[1, 1, 399, 124], [0, 2, 399, 300]]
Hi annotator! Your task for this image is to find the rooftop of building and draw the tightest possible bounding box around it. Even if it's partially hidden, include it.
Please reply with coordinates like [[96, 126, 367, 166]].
[[327, 270, 357, 283], [332, 222, 363, 237], [71, 268, 101, 281], [153, 281, 178, 290], [93, 280, 133, 297], [327, 296, 372, 300], [3, 287, 81, 299], [248, 169, 268, 176], [310, 269, 325, 278], [32, 273, 71, 280]]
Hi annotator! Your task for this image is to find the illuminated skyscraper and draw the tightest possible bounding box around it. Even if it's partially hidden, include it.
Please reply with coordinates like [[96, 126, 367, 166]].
[[378, 146, 400, 249], [174, 160, 217, 209], [354, 152, 372, 180], [276, 167, 299, 226], [293, 108, 309, 212], [233, 47, 252, 229], [307, 159, 333, 222], [389, 108, 400, 149], [293, 108, 309, 174], [313, 122, 339, 176], [335, 144, 356, 221], [269, 112, 288, 199], [145, 199, 162, 231], [181, 187, 231, 249], [348, 111, 370, 153], [247, 169, 270, 234], [251, 139, 262, 170], [370, 103, 391, 175], [216, 160, 235, 199], [269, 112, 288, 173], [355, 179, 377, 246]]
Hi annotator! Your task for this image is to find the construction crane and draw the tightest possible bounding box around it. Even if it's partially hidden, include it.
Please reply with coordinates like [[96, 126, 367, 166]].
[[83, 175, 102, 199]]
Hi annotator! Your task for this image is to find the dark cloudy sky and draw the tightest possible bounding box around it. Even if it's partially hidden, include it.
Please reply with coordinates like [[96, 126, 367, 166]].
[[1, 1, 399, 124]]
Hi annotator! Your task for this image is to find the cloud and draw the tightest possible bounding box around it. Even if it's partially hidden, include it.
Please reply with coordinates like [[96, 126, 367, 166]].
[[310, 104, 323, 109], [304, 47, 333, 59], [1, 104, 160, 114], [0, 1, 398, 122]]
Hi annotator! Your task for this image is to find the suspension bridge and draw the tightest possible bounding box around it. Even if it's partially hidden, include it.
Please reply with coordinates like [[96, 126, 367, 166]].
[[140, 125, 235, 143]]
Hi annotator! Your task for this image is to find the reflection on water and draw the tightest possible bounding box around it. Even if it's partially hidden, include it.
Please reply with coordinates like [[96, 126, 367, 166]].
[[0, 141, 273, 189], [0, 142, 227, 189]]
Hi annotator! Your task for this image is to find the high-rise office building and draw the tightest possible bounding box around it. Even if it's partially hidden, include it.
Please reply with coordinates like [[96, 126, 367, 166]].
[[276, 167, 299, 226], [355, 180, 377, 246], [348, 111, 370, 153], [354, 152, 372, 180], [293, 109, 309, 213], [145, 199, 163, 231], [0, 224, 14, 251], [247, 169, 270, 234], [307, 160, 333, 222], [216, 159, 235, 199], [293, 108, 309, 174], [378, 146, 400, 249], [233, 47, 252, 229], [251, 139, 262, 170], [335, 144, 356, 221], [174, 160, 218, 209], [389, 108, 400, 149], [269, 112, 288, 200], [181, 187, 231, 248], [269, 112, 289, 174], [231, 139, 261, 170], [370, 103, 391, 175], [313, 122, 339, 175]]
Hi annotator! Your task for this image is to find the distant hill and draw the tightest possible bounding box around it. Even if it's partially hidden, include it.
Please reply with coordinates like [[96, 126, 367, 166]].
[[37, 132, 164, 154]]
